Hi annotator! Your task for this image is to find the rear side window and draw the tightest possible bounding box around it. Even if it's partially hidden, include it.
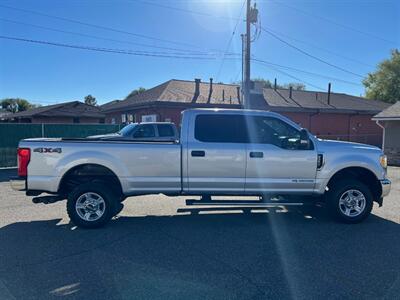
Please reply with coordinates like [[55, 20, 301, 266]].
[[195, 114, 247, 143], [157, 124, 175, 137], [133, 124, 155, 138]]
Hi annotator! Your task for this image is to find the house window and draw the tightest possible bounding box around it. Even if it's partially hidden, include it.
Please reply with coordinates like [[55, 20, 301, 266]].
[[165, 118, 172, 122], [121, 114, 126, 123], [111, 118, 116, 124], [73, 117, 80, 123], [141, 114, 157, 122]]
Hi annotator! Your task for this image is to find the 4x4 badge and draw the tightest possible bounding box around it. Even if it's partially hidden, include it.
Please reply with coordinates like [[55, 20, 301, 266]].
[[33, 147, 62, 153]]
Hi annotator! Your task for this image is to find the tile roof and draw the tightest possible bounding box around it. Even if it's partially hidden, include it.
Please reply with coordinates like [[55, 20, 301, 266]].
[[373, 101, 400, 119], [101, 79, 390, 114], [4, 101, 105, 119]]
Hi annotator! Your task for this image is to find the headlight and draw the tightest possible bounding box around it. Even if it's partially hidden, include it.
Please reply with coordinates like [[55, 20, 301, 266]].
[[380, 155, 387, 169]]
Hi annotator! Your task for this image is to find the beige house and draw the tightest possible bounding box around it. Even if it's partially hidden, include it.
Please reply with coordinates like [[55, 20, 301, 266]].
[[373, 101, 400, 166]]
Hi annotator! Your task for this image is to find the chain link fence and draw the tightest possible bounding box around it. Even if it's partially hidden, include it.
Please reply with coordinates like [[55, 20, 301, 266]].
[[0, 123, 121, 168]]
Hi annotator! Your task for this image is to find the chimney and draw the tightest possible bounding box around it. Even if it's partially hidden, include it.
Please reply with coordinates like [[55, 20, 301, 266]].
[[207, 78, 213, 103], [192, 78, 201, 103], [236, 86, 241, 104], [289, 86, 293, 98], [327, 82, 331, 105], [274, 78, 277, 90]]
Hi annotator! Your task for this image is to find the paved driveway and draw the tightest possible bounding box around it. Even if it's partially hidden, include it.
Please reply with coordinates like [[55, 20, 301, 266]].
[[0, 168, 399, 299]]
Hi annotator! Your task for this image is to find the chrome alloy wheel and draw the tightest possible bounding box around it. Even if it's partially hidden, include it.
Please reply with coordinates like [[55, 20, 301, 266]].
[[75, 192, 106, 222], [339, 189, 366, 217]]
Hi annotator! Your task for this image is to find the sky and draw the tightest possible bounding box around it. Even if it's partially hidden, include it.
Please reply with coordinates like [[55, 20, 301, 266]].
[[0, 0, 399, 106]]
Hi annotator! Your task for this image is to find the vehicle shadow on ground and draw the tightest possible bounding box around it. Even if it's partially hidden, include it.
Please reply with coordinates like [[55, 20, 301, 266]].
[[0, 206, 399, 300]]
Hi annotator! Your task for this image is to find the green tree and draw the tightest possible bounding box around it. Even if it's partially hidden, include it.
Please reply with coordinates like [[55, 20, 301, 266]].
[[282, 82, 306, 90], [363, 49, 400, 103], [125, 87, 146, 99], [0, 98, 37, 113], [84, 94, 97, 106], [234, 78, 306, 90]]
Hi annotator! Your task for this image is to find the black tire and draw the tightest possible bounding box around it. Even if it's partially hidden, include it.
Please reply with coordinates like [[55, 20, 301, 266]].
[[327, 179, 373, 223], [114, 202, 124, 216], [67, 182, 117, 229]]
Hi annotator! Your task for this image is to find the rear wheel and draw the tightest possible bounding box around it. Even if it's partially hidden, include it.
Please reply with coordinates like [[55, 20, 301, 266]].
[[67, 182, 117, 228], [327, 179, 373, 223]]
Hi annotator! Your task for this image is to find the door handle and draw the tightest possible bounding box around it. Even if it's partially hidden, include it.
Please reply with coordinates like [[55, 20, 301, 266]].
[[191, 150, 205, 157], [250, 151, 263, 158]]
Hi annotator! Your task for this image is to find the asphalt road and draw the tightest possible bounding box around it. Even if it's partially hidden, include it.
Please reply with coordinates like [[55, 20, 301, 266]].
[[0, 168, 399, 300]]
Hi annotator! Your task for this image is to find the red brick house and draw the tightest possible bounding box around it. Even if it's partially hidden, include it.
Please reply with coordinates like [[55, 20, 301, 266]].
[[2, 101, 106, 124], [101, 79, 390, 146]]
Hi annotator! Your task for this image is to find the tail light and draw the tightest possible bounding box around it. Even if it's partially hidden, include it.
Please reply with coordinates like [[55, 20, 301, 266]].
[[17, 148, 31, 177]]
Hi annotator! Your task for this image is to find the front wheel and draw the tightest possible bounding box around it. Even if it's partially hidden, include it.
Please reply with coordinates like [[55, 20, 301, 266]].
[[67, 182, 117, 228], [327, 179, 373, 223]]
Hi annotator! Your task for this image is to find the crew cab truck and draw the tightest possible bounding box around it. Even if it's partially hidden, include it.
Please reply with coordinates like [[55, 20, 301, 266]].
[[11, 109, 391, 228]]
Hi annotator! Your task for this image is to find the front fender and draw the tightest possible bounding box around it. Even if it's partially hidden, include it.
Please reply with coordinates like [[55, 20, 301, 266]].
[[315, 154, 384, 194]]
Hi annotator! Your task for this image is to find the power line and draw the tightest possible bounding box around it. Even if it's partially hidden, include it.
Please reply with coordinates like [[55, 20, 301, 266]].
[[215, 0, 246, 82], [262, 26, 375, 69], [136, 0, 244, 21], [252, 58, 363, 86], [0, 35, 221, 60], [262, 64, 326, 91], [269, 0, 398, 45], [260, 26, 364, 78], [0, 4, 203, 49], [1, 31, 353, 87], [0, 18, 219, 56]]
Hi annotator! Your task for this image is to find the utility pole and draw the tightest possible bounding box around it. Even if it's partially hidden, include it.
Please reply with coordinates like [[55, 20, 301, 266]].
[[243, 0, 251, 109], [243, 0, 257, 109]]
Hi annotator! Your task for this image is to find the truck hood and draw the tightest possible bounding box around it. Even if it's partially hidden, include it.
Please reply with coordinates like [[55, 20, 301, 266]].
[[317, 138, 381, 153]]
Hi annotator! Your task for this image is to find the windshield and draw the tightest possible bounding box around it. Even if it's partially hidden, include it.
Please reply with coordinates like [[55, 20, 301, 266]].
[[118, 124, 137, 136]]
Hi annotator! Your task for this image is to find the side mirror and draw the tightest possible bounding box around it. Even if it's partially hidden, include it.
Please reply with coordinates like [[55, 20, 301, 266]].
[[299, 129, 310, 149]]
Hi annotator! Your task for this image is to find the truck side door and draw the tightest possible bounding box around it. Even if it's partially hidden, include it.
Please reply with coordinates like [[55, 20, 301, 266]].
[[186, 114, 247, 193], [245, 115, 318, 194]]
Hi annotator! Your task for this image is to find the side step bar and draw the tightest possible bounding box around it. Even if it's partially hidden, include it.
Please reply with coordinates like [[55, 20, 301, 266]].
[[186, 199, 304, 207], [32, 195, 65, 204]]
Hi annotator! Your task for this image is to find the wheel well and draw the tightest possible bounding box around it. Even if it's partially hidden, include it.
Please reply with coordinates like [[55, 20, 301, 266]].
[[327, 167, 382, 201], [58, 164, 123, 197]]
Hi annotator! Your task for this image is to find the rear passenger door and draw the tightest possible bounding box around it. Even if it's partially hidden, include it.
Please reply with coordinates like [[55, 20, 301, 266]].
[[187, 114, 247, 193]]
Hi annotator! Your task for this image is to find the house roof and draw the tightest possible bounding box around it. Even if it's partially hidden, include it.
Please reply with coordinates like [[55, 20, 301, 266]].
[[101, 79, 390, 114], [373, 101, 400, 120], [4, 101, 105, 119], [101, 79, 241, 112]]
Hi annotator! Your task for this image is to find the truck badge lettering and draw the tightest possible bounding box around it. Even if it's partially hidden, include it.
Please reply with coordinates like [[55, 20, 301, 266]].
[[33, 147, 62, 153]]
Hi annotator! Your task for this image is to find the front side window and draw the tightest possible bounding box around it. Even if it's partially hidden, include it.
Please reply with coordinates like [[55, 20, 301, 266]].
[[133, 124, 155, 138], [247, 116, 306, 150], [195, 114, 247, 143]]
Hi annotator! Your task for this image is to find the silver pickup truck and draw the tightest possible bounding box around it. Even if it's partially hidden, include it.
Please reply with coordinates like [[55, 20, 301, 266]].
[[11, 108, 391, 228]]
